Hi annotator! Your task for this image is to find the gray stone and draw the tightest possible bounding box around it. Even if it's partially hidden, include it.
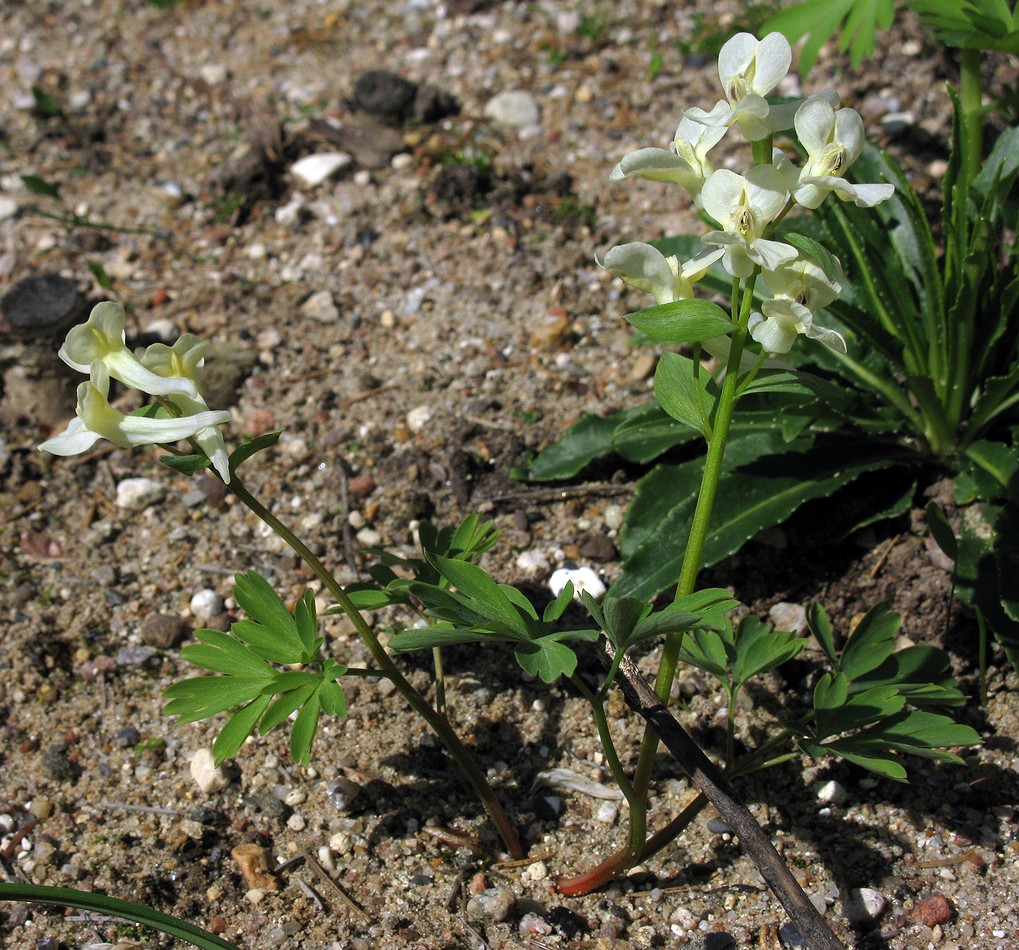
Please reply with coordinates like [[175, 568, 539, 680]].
[[140, 612, 191, 649], [484, 90, 540, 128]]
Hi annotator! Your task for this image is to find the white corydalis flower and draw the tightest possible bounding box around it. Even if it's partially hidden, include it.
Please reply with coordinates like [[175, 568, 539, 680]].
[[598, 242, 706, 305], [138, 335, 231, 482], [793, 98, 895, 209], [748, 256, 847, 354], [610, 115, 727, 206], [691, 165, 797, 279], [39, 363, 232, 458], [685, 32, 792, 141], [59, 301, 199, 399]]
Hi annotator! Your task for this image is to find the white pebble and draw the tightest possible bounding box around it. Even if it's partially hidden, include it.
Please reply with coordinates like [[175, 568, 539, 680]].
[[844, 887, 886, 923], [596, 801, 619, 824], [300, 290, 339, 322], [549, 566, 605, 601], [115, 477, 165, 512], [603, 504, 625, 530], [815, 779, 847, 805], [189, 748, 231, 795], [290, 152, 352, 187], [769, 601, 807, 635], [190, 588, 224, 624], [484, 90, 540, 128], [515, 549, 550, 575], [406, 404, 434, 433], [286, 813, 306, 832]]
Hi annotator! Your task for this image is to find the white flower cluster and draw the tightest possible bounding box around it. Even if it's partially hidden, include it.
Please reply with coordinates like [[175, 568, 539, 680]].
[[604, 32, 894, 355], [40, 301, 231, 481]]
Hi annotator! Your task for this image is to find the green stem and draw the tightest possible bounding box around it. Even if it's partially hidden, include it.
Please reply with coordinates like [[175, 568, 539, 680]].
[[570, 674, 637, 806], [226, 475, 523, 859], [957, 48, 983, 210], [623, 274, 756, 859]]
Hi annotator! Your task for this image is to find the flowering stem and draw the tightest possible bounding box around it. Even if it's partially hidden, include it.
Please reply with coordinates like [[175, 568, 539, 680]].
[[225, 475, 524, 859], [593, 274, 757, 886]]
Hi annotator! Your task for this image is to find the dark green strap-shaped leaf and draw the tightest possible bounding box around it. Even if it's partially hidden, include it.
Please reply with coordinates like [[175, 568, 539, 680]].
[[611, 431, 899, 601], [626, 299, 733, 344], [0, 883, 240, 950]]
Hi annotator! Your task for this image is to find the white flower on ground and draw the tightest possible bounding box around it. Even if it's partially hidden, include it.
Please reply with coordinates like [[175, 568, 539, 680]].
[[684, 32, 792, 141], [691, 165, 797, 279], [58, 301, 198, 399], [138, 335, 231, 481], [610, 115, 727, 206], [39, 363, 231, 459], [598, 242, 707, 305], [748, 256, 847, 354], [793, 98, 895, 209]]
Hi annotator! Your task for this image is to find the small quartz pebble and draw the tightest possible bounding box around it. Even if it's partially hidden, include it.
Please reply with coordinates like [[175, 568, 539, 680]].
[[596, 801, 619, 823], [300, 290, 340, 322], [549, 566, 605, 601], [290, 152, 352, 187], [843, 887, 886, 923], [815, 779, 847, 805], [406, 404, 434, 433], [768, 601, 807, 635], [116, 477, 165, 511], [190, 748, 231, 795], [484, 90, 540, 128], [190, 588, 224, 624], [516, 549, 550, 575], [918, 892, 952, 926], [466, 885, 516, 922]]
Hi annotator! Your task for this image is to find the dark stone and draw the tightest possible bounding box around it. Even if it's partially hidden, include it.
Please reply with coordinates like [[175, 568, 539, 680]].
[[114, 727, 141, 748], [140, 612, 191, 649], [187, 806, 222, 826], [42, 744, 81, 782], [579, 532, 616, 562], [0, 274, 83, 338], [547, 905, 587, 938], [353, 70, 418, 122], [412, 84, 459, 123]]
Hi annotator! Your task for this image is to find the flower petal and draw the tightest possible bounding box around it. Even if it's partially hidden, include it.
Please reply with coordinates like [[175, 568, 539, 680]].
[[39, 413, 102, 456], [599, 242, 683, 305], [610, 147, 696, 184]]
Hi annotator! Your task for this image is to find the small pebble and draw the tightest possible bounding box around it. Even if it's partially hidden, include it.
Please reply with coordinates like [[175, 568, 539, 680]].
[[290, 152, 352, 187], [843, 887, 886, 923], [140, 612, 190, 649], [918, 892, 952, 926], [326, 777, 361, 811], [484, 90, 540, 128], [115, 477, 165, 511], [516, 549, 550, 575], [300, 290, 340, 322], [406, 404, 434, 433], [596, 801, 619, 823], [190, 588, 224, 624], [815, 779, 847, 805], [707, 817, 732, 836], [190, 748, 232, 795], [769, 601, 807, 635], [466, 886, 516, 922]]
